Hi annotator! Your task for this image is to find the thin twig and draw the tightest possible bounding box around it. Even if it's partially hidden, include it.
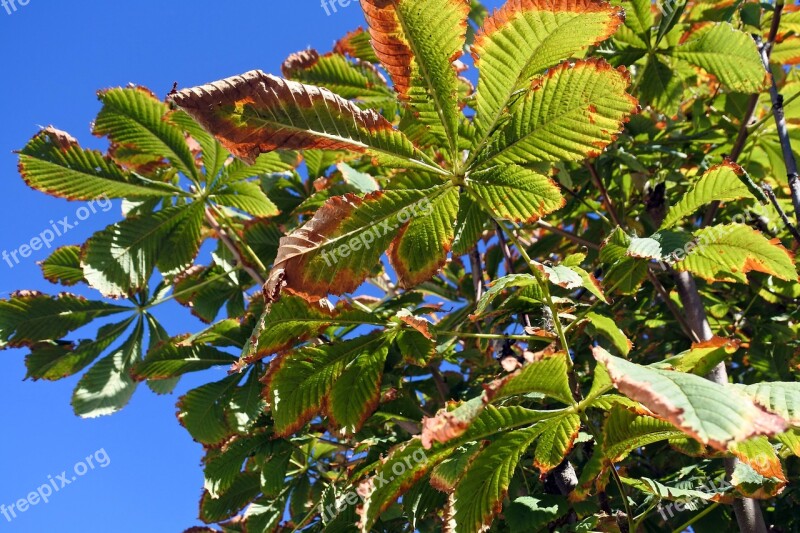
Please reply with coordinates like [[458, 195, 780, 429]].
[[494, 222, 532, 329], [586, 162, 623, 227], [762, 183, 800, 244], [537, 220, 601, 251], [759, 35, 800, 229], [204, 207, 266, 286]]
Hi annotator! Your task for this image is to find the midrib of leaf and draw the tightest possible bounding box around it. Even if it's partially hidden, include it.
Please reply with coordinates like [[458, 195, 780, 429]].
[[245, 108, 448, 177], [468, 15, 591, 169], [392, 0, 459, 162], [477, 99, 594, 165]]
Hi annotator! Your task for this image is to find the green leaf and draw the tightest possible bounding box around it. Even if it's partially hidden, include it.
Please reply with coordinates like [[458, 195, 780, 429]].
[[362, 0, 469, 157], [506, 496, 568, 533], [602, 406, 685, 462], [452, 193, 488, 256], [282, 49, 394, 103], [82, 203, 206, 297], [0, 292, 128, 349], [612, 0, 653, 45], [71, 318, 143, 418], [472, 0, 624, 142], [475, 60, 637, 167], [25, 317, 135, 381], [359, 405, 550, 530], [266, 186, 453, 301], [594, 347, 788, 450], [600, 227, 648, 294], [661, 162, 761, 229], [491, 353, 575, 405], [734, 382, 800, 426], [39, 246, 85, 286], [585, 311, 632, 356], [389, 186, 458, 288], [243, 295, 377, 366], [168, 70, 443, 175], [467, 164, 565, 223], [265, 333, 388, 436], [204, 434, 267, 499], [637, 55, 686, 116], [200, 471, 261, 523], [675, 224, 798, 284], [178, 373, 242, 445], [132, 341, 237, 380], [211, 180, 279, 218], [474, 273, 539, 314], [532, 412, 581, 473], [225, 151, 300, 182], [672, 22, 768, 93], [661, 336, 740, 376], [94, 87, 199, 180], [452, 426, 542, 533], [17, 127, 175, 200]]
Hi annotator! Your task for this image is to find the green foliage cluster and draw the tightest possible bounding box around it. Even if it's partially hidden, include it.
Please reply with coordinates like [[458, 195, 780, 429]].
[[4, 0, 800, 531]]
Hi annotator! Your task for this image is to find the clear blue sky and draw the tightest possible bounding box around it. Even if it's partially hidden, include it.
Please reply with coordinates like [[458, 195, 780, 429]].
[[0, 1, 502, 531]]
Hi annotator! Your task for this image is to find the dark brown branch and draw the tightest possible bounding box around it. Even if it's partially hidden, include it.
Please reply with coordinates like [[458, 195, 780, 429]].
[[470, 249, 485, 301], [763, 183, 800, 244], [586, 162, 623, 227]]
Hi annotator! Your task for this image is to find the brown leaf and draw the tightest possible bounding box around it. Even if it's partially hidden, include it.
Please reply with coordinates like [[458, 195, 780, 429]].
[[168, 70, 397, 164]]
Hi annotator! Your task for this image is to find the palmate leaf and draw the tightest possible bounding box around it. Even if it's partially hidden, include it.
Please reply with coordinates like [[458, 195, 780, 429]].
[[474, 59, 638, 167], [94, 87, 200, 179], [672, 22, 768, 93], [0, 291, 128, 349], [39, 246, 86, 286], [661, 336, 741, 376], [675, 224, 798, 284], [264, 333, 389, 436], [168, 70, 442, 174], [661, 162, 761, 229], [358, 405, 550, 531], [594, 347, 788, 450], [531, 412, 581, 473], [17, 127, 175, 200], [25, 317, 135, 381], [471, 0, 624, 143], [585, 311, 631, 356], [265, 185, 455, 301], [71, 318, 144, 418], [467, 164, 565, 223], [82, 203, 206, 297], [361, 0, 469, 156]]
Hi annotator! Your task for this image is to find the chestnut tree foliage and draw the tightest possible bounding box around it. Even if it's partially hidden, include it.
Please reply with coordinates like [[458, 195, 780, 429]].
[[5, 0, 800, 531]]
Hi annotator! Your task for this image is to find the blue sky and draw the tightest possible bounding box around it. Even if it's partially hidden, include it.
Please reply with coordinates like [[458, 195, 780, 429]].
[[0, 1, 503, 531]]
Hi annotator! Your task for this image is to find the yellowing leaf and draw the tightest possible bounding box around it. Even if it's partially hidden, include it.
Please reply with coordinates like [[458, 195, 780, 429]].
[[675, 224, 798, 284], [475, 59, 638, 166], [168, 70, 442, 174]]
